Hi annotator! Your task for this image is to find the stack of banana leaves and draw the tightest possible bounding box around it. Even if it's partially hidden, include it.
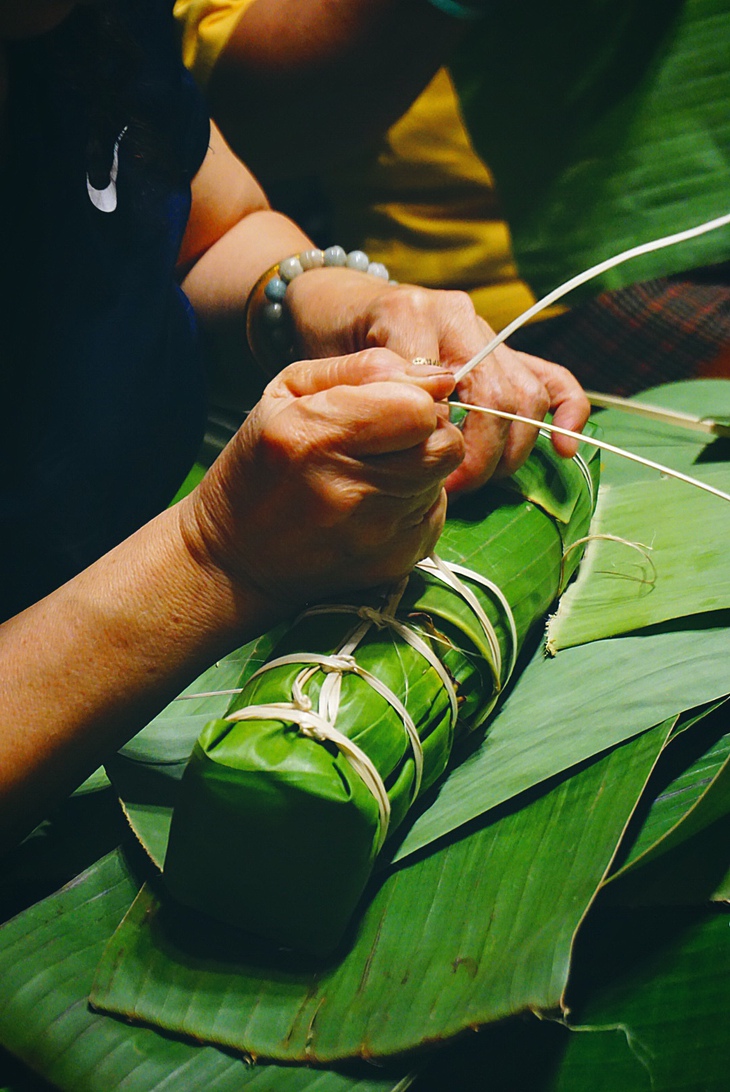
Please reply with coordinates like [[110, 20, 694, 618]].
[[1, 379, 729, 1092]]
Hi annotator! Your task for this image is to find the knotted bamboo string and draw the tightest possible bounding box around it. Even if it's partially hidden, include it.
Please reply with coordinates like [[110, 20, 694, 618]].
[[198, 551, 525, 848]]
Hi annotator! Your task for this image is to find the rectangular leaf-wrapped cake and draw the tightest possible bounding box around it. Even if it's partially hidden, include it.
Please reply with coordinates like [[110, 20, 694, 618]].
[[164, 434, 599, 955]]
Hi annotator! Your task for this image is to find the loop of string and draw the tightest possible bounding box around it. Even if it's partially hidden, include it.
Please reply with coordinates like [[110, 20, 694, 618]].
[[417, 556, 518, 726], [224, 579, 430, 848], [190, 554, 525, 841], [245, 651, 424, 806], [224, 702, 391, 853], [571, 450, 596, 510], [561, 533, 657, 588], [299, 603, 459, 728]]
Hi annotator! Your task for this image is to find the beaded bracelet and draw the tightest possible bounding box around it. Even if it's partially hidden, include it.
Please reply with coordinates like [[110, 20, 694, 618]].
[[245, 245, 392, 377]]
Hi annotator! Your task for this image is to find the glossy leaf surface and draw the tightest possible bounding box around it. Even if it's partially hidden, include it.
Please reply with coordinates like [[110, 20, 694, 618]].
[[91, 727, 669, 1063]]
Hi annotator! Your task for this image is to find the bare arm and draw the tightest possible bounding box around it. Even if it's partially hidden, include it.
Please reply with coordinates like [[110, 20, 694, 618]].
[[178, 122, 309, 329], [0, 356, 461, 852], [206, 0, 462, 175], [180, 124, 589, 486]]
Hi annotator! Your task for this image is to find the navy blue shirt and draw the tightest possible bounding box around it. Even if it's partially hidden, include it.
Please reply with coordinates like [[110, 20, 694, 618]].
[[1, 0, 211, 619]]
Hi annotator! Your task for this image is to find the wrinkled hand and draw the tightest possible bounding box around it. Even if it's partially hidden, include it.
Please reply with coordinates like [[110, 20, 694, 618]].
[[286, 272, 590, 493], [181, 350, 464, 615]]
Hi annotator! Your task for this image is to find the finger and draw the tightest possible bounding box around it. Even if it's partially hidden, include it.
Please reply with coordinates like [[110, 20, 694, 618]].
[[262, 376, 446, 471], [350, 482, 448, 543], [444, 410, 510, 494], [307, 381, 444, 457], [347, 489, 448, 587], [445, 347, 521, 492], [487, 352, 551, 477], [514, 352, 590, 457], [359, 417, 465, 496]]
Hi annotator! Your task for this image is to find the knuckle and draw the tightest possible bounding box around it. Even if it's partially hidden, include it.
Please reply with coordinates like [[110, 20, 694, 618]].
[[488, 371, 519, 414], [258, 410, 315, 471], [393, 284, 433, 313], [427, 422, 465, 469], [444, 289, 478, 318], [526, 381, 550, 419], [356, 345, 404, 373], [552, 362, 579, 387]]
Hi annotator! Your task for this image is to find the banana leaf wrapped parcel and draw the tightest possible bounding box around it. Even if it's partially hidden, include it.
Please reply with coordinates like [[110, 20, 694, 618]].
[[163, 434, 600, 955]]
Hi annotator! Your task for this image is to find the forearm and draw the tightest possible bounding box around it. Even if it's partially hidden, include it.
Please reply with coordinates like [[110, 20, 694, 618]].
[[178, 123, 316, 401], [207, 0, 462, 174], [0, 500, 277, 852], [181, 208, 308, 334]]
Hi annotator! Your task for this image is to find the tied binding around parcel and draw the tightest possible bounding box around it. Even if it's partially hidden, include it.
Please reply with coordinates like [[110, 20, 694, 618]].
[[163, 432, 599, 956]]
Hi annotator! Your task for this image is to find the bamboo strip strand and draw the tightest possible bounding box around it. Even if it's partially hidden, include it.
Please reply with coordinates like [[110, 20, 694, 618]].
[[454, 212, 730, 383], [450, 401, 730, 503]]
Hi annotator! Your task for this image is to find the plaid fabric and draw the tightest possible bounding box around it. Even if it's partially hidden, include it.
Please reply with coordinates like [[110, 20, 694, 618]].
[[509, 263, 730, 397]]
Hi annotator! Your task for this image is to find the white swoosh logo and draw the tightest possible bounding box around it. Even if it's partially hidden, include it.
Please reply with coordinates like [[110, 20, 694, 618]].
[[86, 126, 127, 213]]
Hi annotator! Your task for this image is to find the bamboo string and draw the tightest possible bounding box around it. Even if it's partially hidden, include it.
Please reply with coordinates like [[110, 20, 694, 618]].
[[561, 534, 657, 587], [453, 211, 730, 383], [224, 701, 393, 851], [246, 649, 425, 806], [450, 401, 730, 503], [584, 391, 730, 438], [174, 687, 243, 701]]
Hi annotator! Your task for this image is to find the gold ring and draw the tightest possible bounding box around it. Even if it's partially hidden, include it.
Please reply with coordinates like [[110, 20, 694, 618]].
[[412, 357, 441, 368]]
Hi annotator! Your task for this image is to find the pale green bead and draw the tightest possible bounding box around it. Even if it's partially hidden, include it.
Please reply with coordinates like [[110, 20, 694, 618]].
[[279, 256, 304, 282], [323, 245, 347, 266], [367, 262, 389, 280], [262, 302, 284, 326], [300, 248, 324, 270], [346, 249, 370, 272]]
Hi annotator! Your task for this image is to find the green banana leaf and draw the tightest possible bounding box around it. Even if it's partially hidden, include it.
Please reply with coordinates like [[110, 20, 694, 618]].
[[113, 612, 730, 879], [0, 851, 411, 1092], [549, 905, 730, 1092], [547, 465, 730, 649], [396, 618, 730, 861], [406, 906, 730, 1092], [588, 380, 730, 488], [670, 696, 729, 737], [451, 0, 730, 298], [90, 724, 671, 1062], [604, 811, 730, 907], [114, 614, 730, 882], [609, 706, 730, 878], [108, 631, 282, 868]]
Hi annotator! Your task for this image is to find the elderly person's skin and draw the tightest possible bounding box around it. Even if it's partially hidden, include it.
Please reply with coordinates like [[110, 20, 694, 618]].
[[0, 353, 461, 853], [182, 125, 589, 493], [0, 0, 588, 849]]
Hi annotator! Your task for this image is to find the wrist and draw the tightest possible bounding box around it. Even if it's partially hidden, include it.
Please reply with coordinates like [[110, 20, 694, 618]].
[[245, 245, 393, 375], [171, 494, 290, 649]]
